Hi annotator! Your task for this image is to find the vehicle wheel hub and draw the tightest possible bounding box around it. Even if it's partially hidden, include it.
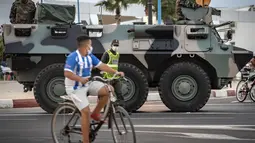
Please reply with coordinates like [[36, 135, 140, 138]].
[[121, 77, 136, 101], [46, 77, 65, 102], [172, 75, 198, 101]]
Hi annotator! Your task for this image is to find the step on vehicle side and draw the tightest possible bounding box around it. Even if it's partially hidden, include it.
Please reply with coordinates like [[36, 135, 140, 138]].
[[1, 3, 253, 113]]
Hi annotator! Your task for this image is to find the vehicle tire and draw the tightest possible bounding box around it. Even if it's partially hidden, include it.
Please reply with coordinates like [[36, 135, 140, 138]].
[[111, 106, 136, 143], [158, 62, 211, 112], [235, 80, 248, 102], [34, 63, 66, 113], [118, 63, 149, 112]]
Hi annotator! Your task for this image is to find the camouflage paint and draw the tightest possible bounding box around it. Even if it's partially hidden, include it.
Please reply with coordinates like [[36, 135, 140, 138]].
[[1, 3, 253, 89]]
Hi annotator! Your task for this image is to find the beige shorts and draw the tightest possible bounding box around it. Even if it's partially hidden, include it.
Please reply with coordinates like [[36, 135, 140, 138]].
[[65, 81, 106, 111]]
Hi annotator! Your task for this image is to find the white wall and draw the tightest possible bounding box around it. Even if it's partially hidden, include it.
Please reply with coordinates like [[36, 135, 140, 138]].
[[213, 7, 255, 53]]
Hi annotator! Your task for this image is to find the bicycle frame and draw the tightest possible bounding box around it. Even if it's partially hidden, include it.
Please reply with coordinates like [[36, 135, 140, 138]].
[[59, 74, 124, 136]]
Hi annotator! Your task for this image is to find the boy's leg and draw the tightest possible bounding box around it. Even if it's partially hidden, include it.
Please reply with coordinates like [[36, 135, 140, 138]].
[[80, 106, 90, 143], [88, 81, 112, 121], [66, 87, 90, 143]]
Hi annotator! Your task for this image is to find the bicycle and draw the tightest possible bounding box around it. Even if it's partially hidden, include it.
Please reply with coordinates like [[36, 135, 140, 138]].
[[236, 66, 255, 102], [51, 73, 136, 143]]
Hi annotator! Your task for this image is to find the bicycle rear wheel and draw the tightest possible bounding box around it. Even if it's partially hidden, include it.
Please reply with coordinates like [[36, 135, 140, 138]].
[[236, 80, 248, 102], [111, 106, 136, 143], [51, 103, 82, 143]]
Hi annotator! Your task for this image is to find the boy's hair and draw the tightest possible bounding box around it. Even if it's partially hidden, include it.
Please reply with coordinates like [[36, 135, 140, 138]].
[[76, 35, 90, 47]]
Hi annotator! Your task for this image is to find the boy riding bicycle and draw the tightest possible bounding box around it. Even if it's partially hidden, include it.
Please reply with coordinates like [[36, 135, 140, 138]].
[[64, 35, 124, 143]]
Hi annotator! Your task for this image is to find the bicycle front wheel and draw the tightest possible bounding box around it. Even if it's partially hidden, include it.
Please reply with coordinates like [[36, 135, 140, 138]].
[[236, 80, 248, 102], [249, 84, 255, 102], [111, 106, 136, 143]]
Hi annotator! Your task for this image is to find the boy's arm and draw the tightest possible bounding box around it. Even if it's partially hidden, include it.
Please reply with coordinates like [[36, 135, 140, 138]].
[[101, 52, 109, 64]]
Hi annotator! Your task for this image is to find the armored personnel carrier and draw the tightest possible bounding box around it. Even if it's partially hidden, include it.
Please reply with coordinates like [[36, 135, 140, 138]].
[[1, 3, 253, 113]]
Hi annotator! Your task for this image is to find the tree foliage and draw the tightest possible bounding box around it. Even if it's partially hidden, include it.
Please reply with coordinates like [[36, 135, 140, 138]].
[[95, 0, 197, 24], [138, 0, 196, 22], [95, 0, 139, 24]]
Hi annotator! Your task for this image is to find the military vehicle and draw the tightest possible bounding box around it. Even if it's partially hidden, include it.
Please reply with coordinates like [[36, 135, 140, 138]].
[[1, 3, 253, 113]]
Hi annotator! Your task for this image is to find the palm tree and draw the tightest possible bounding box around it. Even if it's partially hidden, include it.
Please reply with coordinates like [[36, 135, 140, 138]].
[[137, 0, 176, 22], [95, 0, 139, 25], [137, 0, 197, 23]]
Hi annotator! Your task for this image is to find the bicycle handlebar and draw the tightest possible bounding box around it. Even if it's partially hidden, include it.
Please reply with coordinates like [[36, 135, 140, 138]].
[[90, 73, 128, 83]]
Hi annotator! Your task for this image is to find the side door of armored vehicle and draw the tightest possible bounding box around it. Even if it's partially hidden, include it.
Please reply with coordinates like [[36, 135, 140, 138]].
[[184, 25, 211, 52]]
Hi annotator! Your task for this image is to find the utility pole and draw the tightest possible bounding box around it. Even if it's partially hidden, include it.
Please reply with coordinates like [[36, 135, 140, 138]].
[[148, 0, 152, 24], [157, 0, 161, 24], [99, 4, 103, 24], [77, 0, 80, 23]]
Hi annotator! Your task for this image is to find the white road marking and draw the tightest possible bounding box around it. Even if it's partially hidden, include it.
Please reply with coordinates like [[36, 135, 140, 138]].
[[231, 100, 254, 103], [99, 129, 255, 141], [180, 132, 239, 140], [130, 117, 234, 120], [0, 119, 37, 121], [210, 97, 235, 99], [141, 103, 254, 107], [131, 125, 255, 131], [74, 124, 255, 131]]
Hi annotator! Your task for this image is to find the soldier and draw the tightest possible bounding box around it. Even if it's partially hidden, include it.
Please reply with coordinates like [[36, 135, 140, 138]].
[[101, 39, 125, 107], [176, 0, 202, 20], [9, 0, 36, 24]]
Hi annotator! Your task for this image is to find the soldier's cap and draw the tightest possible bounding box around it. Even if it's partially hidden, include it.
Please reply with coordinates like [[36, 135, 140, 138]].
[[111, 39, 119, 46]]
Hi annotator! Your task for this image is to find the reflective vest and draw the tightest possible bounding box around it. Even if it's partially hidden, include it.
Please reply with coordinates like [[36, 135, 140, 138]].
[[103, 50, 120, 79]]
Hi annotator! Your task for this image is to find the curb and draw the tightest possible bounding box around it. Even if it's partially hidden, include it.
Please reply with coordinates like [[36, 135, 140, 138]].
[[210, 89, 236, 98], [0, 99, 39, 108], [0, 90, 236, 109]]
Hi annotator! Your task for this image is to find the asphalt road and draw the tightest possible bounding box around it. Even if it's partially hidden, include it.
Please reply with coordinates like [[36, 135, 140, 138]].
[[0, 97, 255, 143]]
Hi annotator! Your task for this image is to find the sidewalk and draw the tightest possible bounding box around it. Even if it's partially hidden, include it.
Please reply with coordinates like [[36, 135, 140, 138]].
[[0, 80, 238, 108]]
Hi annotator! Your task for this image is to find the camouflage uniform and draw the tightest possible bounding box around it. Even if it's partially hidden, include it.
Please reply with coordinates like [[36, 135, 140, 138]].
[[176, 0, 201, 20], [9, 0, 36, 24]]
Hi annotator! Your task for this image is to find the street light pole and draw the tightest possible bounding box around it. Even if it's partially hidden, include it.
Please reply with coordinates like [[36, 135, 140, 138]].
[[77, 0, 80, 23], [148, 0, 152, 24], [157, 0, 161, 24]]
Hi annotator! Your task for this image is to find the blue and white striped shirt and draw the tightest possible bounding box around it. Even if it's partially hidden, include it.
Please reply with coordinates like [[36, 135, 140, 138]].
[[64, 50, 102, 90]]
